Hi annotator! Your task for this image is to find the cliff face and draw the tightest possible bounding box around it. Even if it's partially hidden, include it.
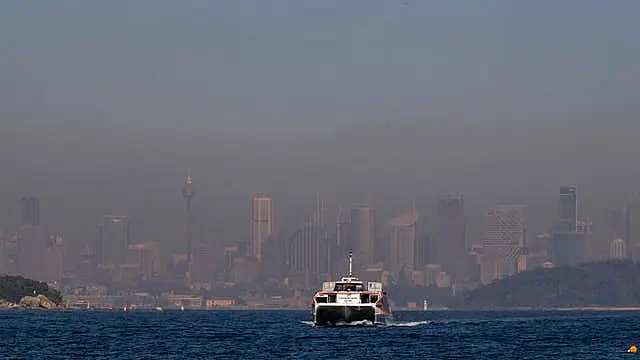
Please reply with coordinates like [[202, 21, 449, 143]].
[[452, 260, 640, 309]]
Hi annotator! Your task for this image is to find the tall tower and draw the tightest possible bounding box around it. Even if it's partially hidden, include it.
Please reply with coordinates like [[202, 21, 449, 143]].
[[249, 194, 273, 260], [480, 205, 527, 284], [435, 193, 466, 282], [625, 193, 640, 260], [348, 202, 375, 273], [388, 205, 419, 277], [557, 185, 578, 233], [98, 215, 130, 268], [182, 167, 194, 279], [18, 196, 45, 280], [552, 185, 584, 266], [20, 197, 40, 226]]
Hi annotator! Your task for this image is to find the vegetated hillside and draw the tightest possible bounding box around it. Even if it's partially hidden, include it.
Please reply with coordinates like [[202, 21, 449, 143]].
[[0, 275, 63, 304], [453, 260, 640, 309]]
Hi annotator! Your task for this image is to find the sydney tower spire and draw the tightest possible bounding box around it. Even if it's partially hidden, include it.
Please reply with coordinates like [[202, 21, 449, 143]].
[[182, 167, 194, 280]]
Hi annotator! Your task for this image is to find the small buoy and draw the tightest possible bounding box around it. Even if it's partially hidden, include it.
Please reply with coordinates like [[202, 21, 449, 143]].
[[628, 345, 637, 353]]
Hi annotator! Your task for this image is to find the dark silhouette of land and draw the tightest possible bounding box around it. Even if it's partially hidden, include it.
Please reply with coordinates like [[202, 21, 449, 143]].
[[0, 275, 63, 305], [452, 260, 640, 309]]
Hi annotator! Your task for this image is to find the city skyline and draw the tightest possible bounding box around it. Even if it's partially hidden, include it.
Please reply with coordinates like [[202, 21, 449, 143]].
[[1, 0, 640, 313], [6, 181, 640, 254], [6, 181, 640, 275], [3, 178, 640, 311], [2, 1, 640, 261]]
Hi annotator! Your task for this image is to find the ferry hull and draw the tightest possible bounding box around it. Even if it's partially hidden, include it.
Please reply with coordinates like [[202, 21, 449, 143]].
[[313, 305, 378, 326]]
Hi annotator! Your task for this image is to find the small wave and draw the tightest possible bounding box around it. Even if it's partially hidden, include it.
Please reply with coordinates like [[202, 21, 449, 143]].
[[385, 320, 431, 327], [335, 320, 375, 327], [301, 320, 431, 327], [299, 320, 376, 327]]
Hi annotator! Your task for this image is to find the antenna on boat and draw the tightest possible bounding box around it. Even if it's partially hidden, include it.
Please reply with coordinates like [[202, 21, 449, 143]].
[[348, 250, 353, 276]]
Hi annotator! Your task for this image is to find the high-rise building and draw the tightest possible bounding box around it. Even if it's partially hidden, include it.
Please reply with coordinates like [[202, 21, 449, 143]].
[[625, 195, 640, 260], [286, 225, 327, 281], [330, 207, 350, 278], [388, 206, 418, 276], [347, 202, 375, 273], [552, 186, 585, 266], [249, 194, 273, 260], [45, 232, 64, 283], [557, 185, 578, 233], [484, 205, 527, 248], [435, 193, 466, 281], [308, 195, 326, 228], [336, 206, 349, 248], [18, 196, 46, 280], [610, 238, 626, 259], [1, 232, 20, 275], [596, 210, 626, 260], [415, 233, 432, 268], [127, 242, 161, 280], [260, 233, 288, 281], [98, 215, 130, 269], [20, 197, 39, 226], [190, 241, 216, 283], [480, 205, 527, 284]]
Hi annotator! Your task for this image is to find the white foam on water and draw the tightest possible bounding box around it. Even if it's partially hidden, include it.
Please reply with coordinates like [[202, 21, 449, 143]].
[[384, 320, 431, 327], [301, 319, 431, 327], [335, 320, 375, 327]]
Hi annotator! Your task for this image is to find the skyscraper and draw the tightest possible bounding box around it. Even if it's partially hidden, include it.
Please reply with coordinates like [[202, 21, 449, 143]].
[[347, 202, 375, 273], [308, 194, 326, 228], [557, 185, 578, 233], [20, 196, 39, 226], [286, 224, 327, 281], [45, 232, 64, 283], [625, 195, 640, 260], [331, 206, 350, 278], [18, 196, 46, 280], [610, 238, 626, 259], [484, 205, 527, 248], [552, 185, 585, 266], [249, 194, 273, 260], [98, 215, 130, 269], [480, 205, 527, 284], [435, 193, 466, 281], [336, 206, 349, 248], [388, 205, 418, 276]]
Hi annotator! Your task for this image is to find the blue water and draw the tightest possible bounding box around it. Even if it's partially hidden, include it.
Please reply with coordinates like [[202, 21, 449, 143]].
[[0, 310, 637, 359]]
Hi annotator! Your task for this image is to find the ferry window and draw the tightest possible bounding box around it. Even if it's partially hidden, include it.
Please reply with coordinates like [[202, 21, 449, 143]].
[[345, 284, 356, 291], [360, 294, 369, 303], [355, 284, 364, 291], [333, 284, 344, 291]]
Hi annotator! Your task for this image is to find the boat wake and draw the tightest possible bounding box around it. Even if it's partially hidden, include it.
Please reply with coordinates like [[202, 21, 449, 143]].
[[385, 320, 432, 327], [301, 320, 431, 327]]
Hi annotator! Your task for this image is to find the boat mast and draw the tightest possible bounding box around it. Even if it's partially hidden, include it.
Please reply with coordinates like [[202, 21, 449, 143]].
[[348, 250, 353, 276]]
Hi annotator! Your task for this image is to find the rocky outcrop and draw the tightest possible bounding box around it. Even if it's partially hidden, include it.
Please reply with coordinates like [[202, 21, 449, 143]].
[[0, 299, 18, 309], [13, 295, 59, 310]]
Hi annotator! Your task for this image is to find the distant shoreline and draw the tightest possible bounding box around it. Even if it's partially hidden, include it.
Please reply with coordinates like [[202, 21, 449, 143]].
[[4, 306, 640, 312], [450, 306, 640, 311]]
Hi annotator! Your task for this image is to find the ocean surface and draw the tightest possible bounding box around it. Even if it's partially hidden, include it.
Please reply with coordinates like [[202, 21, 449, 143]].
[[0, 310, 637, 359]]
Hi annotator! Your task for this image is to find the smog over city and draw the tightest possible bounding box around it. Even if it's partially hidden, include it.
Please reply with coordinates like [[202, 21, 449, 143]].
[[1, 1, 640, 310]]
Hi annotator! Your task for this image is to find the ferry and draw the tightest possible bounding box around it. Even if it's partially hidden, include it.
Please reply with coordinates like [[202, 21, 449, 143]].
[[312, 251, 392, 326]]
